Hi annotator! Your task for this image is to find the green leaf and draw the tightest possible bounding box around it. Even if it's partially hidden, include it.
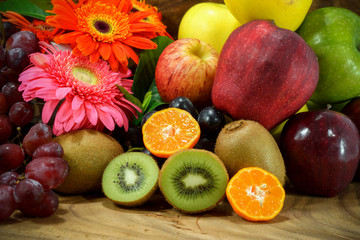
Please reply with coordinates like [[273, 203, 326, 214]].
[[116, 85, 143, 110], [142, 91, 152, 111], [29, 0, 53, 11], [146, 80, 168, 112], [0, 0, 51, 21], [131, 36, 173, 102]]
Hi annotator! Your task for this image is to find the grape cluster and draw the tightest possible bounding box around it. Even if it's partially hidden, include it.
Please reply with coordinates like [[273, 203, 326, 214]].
[[0, 123, 70, 221], [0, 23, 69, 221]]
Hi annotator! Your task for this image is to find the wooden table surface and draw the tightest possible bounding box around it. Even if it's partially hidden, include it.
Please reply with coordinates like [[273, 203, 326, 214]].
[[0, 182, 359, 239], [2, 0, 360, 239]]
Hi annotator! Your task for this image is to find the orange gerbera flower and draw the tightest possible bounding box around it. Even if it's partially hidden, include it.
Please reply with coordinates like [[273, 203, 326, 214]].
[[1, 11, 64, 43], [131, 0, 173, 39], [46, 0, 158, 73]]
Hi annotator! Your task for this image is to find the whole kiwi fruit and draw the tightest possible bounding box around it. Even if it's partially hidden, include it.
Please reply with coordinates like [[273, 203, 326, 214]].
[[53, 129, 124, 194], [215, 119, 286, 185]]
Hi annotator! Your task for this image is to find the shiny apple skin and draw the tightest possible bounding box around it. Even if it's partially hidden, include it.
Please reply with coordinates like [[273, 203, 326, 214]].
[[280, 109, 360, 197], [342, 97, 360, 180]]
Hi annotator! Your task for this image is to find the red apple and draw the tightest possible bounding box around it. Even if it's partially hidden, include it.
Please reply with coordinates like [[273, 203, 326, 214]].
[[341, 97, 360, 180], [155, 38, 219, 109], [280, 110, 360, 197], [211, 20, 319, 130]]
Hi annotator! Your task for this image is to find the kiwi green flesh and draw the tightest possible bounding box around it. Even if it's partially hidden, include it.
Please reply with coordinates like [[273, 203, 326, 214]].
[[159, 149, 228, 213], [102, 152, 159, 206]]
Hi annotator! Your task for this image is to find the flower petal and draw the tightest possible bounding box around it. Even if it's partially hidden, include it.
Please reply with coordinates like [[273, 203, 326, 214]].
[[85, 101, 98, 126], [72, 104, 86, 123], [98, 43, 111, 60], [72, 95, 84, 110], [56, 87, 72, 99], [42, 100, 60, 123], [97, 105, 115, 131]]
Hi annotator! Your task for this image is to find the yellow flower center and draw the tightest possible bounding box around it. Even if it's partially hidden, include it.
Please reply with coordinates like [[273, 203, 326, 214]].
[[72, 67, 98, 85], [75, 0, 132, 43]]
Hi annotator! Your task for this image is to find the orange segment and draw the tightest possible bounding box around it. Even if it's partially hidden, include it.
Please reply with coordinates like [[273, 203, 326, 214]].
[[226, 167, 285, 222], [142, 108, 201, 158]]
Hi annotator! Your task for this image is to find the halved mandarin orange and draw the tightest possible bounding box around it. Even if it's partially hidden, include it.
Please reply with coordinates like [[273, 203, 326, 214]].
[[142, 107, 201, 158], [226, 167, 285, 222]]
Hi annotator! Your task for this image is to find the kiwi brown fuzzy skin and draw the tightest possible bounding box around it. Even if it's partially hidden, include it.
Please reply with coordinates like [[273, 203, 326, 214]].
[[158, 149, 229, 214], [215, 120, 286, 186], [53, 129, 124, 194]]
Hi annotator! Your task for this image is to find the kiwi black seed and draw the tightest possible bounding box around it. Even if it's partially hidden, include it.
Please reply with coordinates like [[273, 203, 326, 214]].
[[102, 152, 159, 207], [158, 149, 229, 214]]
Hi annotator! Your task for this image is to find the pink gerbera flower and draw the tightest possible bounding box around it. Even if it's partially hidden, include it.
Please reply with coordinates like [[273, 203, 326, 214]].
[[18, 42, 140, 136]]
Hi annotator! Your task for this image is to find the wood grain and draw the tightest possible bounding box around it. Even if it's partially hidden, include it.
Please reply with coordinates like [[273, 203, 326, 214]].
[[0, 183, 359, 239]]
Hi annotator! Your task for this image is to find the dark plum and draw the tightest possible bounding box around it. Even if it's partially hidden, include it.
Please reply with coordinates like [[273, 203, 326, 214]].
[[169, 96, 198, 119], [197, 106, 225, 137], [280, 109, 360, 197], [141, 110, 157, 127], [194, 137, 216, 152]]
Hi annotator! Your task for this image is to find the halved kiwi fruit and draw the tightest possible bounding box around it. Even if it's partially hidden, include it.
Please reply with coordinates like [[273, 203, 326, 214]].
[[102, 152, 159, 207], [158, 149, 229, 214]]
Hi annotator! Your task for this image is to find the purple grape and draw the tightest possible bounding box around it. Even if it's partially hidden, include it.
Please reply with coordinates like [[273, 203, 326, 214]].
[[0, 66, 20, 84], [0, 114, 13, 144], [0, 143, 25, 172], [0, 45, 5, 69], [8, 101, 34, 127], [2, 22, 19, 42], [20, 190, 59, 218], [1, 82, 23, 107], [22, 123, 53, 156], [25, 157, 69, 190], [0, 93, 9, 114], [0, 185, 17, 221], [32, 142, 64, 159], [0, 171, 20, 187], [5, 47, 30, 73], [5, 31, 40, 55], [13, 178, 44, 209]]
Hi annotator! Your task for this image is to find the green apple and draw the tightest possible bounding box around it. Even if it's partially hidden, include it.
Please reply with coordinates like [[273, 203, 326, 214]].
[[224, 0, 312, 31], [297, 7, 360, 104], [178, 3, 242, 53]]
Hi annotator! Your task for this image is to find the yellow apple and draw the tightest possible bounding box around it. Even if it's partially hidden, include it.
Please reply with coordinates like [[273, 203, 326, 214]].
[[224, 0, 313, 31], [270, 104, 309, 142], [178, 3, 242, 53]]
